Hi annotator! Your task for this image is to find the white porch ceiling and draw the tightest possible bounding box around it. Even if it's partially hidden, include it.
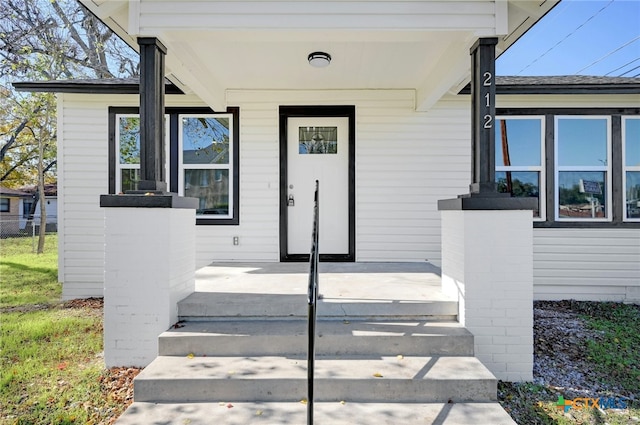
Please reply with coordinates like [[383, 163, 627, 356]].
[[83, 0, 558, 111]]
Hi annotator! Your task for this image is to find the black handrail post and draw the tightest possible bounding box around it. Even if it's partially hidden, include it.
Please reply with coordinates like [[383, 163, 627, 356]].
[[307, 180, 320, 425]]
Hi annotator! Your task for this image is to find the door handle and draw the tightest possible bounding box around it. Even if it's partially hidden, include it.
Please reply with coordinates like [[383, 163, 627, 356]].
[[288, 194, 295, 207]]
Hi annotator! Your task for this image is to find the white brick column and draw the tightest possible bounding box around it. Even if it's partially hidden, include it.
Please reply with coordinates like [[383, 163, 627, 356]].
[[441, 209, 533, 382], [103, 205, 195, 367]]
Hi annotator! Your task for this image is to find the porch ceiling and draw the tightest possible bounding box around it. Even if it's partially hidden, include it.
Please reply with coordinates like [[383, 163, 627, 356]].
[[82, 1, 558, 111]]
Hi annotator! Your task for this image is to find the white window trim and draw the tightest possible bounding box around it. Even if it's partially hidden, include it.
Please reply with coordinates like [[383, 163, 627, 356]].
[[495, 115, 546, 221], [554, 115, 612, 222], [623, 116, 640, 222], [178, 113, 234, 220], [115, 114, 169, 193]]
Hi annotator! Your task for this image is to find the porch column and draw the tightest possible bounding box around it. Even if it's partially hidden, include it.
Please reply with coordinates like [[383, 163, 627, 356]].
[[100, 37, 198, 367], [138, 37, 167, 192], [438, 38, 535, 382]]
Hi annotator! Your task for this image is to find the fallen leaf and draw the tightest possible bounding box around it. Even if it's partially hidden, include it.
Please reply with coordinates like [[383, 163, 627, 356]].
[[397, 355, 404, 360], [57, 362, 67, 370], [300, 398, 308, 404], [340, 400, 346, 405], [187, 353, 195, 359], [227, 403, 234, 409], [256, 410, 263, 416], [373, 372, 383, 378]]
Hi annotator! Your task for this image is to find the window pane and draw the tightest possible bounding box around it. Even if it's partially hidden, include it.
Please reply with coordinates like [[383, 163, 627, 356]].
[[626, 171, 640, 219], [495, 119, 541, 166], [121, 169, 140, 193], [119, 117, 140, 164], [558, 171, 607, 219], [557, 118, 608, 166], [299, 126, 338, 154], [625, 118, 640, 167], [182, 117, 230, 165], [0, 198, 9, 212], [185, 169, 229, 215], [496, 171, 540, 217]]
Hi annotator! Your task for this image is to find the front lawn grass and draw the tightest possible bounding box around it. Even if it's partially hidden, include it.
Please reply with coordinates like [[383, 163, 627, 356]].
[[0, 235, 60, 308], [0, 236, 122, 425]]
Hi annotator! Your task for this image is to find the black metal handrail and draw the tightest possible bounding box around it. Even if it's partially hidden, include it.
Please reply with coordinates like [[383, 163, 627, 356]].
[[307, 180, 320, 425]]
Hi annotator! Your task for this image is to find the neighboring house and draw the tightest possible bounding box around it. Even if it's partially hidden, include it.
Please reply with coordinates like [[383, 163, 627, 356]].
[[18, 183, 58, 232], [0, 185, 31, 237]]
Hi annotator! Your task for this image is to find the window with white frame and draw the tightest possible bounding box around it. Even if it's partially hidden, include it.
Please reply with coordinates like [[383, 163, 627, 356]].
[[179, 114, 233, 218], [555, 116, 611, 221], [495, 116, 545, 219], [623, 116, 640, 221], [110, 107, 239, 224]]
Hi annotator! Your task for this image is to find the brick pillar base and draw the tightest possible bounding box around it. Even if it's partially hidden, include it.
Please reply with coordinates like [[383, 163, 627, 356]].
[[102, 195, 196, 367], [440, 209, 533, 382]]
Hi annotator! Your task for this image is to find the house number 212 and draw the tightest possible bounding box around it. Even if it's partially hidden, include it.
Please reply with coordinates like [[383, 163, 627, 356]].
[[483, 71, 493, 129]]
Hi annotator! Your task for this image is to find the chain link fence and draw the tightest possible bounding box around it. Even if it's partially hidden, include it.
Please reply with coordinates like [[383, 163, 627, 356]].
[[0, 218, 58, 243]]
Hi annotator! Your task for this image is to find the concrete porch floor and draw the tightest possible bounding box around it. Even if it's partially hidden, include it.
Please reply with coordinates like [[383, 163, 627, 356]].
[[181, 262, 458, 320]]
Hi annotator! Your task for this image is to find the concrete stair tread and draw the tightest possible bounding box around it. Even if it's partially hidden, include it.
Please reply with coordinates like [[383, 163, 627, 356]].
[[116, 401, 516, 424], [159, 319, 474, 357], [178, 292, 458, 320], [138, 354, 495, 381], [163, 319, 471, 337]]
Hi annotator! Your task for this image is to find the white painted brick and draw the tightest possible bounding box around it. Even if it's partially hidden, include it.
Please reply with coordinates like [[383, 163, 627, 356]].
[[506, 344, 533, 354], [475, 344, 505, 355]]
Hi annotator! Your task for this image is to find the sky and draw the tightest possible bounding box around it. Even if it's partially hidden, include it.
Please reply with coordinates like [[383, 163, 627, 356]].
[[497, 0, 640, 77]]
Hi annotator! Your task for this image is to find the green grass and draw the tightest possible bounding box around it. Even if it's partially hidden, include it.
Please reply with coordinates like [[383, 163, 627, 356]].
[[0, 235, 60, 307], [0, 236, 118, 425], [578, 302, 640, 393]]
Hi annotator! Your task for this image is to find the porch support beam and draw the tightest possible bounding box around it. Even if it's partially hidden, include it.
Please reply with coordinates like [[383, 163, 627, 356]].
[[138, 37, 167, 192]]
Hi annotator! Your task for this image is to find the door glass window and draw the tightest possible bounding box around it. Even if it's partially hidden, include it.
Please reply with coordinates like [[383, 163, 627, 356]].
[[298, 126, 338, 154]]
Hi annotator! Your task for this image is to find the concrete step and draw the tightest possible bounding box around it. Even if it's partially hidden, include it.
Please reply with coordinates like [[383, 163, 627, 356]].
[[116, 401, 516, 424], [177, 292, 458, 321], [159, 320, 474, 357], [134, 355, 496, 403]]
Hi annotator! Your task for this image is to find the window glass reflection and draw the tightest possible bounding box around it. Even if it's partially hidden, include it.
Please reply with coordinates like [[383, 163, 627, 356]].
[[626, 171, 640, 219], [184, 169, 229, 215], [558, 171, 606, 219], [625, 118, 640, 167], [496, 171, 540, 217], [495, 119, 541, 166], [182, 117, 230, 165], [557, 119, 607, 166]]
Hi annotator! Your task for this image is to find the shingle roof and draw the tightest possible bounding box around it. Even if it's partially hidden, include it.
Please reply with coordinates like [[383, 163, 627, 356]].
[[459, 75, 640, 94], [0, 185, 31, 197]]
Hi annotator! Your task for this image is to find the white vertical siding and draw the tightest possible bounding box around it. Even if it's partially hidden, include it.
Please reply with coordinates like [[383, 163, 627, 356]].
[[533, 228, 640, 302]]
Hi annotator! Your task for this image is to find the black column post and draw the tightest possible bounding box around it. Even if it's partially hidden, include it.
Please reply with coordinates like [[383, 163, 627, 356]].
[[137, 37, 167, 192], [470, 38, 498, 195], [438, 37, 535, 211]]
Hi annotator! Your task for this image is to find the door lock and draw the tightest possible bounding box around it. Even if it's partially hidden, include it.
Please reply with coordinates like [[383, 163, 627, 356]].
[[288, 194, 295, 207]]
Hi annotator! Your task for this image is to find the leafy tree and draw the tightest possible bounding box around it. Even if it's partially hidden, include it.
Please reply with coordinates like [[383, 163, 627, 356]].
[[0, 0, 139, 251]]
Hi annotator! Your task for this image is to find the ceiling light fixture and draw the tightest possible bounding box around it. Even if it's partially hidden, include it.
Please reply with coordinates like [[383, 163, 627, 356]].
[[308, 51, 331, 68]]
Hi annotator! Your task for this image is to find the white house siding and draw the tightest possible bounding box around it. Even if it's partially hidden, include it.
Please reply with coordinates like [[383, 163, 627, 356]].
[[58, 93, 206, 299], [209, 90, 471, 268], [533, 228, 640, 302]]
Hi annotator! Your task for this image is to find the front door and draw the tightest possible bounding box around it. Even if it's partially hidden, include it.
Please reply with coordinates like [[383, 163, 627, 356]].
[[280, 106, 355, 261]]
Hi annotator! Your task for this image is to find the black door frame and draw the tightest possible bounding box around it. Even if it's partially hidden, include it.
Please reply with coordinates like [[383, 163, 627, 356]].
[[279, 105, 356, 262]]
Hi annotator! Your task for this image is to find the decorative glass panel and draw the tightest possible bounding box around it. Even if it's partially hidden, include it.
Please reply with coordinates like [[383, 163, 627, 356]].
[[495, 119, 541, 166], [558, 171, 607, 218], [557, 118, 608, 166], [625, 118, 640, 167], [626, 171, 640, 219], [182, 117, 230, 165], [496, 171, 540, 217], [119, 117, 140, 164], [184, 169, 229, 215], [120, 169, 140, 193], [298, 126, 337, 154]]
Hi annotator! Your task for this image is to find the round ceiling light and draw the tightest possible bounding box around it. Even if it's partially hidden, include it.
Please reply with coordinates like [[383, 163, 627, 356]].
[[308, 51, 331, 68]]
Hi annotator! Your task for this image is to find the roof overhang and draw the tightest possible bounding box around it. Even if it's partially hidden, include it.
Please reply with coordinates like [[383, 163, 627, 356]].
[[79, 1, 559, 111]]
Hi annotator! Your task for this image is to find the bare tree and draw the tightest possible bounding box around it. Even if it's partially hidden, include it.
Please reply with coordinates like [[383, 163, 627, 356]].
[[0, 0, 139, 252]]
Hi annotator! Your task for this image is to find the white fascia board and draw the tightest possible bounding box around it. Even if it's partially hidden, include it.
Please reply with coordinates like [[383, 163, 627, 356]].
[[495, 0, 509, 36]]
